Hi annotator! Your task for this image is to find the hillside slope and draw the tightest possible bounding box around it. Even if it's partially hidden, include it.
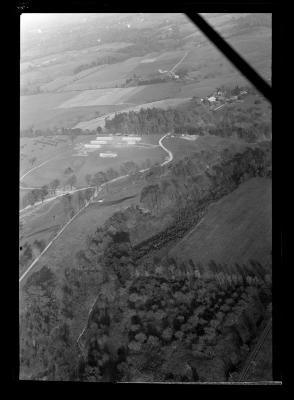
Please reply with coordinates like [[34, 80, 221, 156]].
[[169, 177, 272, 267]]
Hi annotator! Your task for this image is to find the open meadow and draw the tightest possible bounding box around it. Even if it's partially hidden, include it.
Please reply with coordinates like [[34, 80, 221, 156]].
[[169, 177, 272, 267], [20, 134, 165, 188]]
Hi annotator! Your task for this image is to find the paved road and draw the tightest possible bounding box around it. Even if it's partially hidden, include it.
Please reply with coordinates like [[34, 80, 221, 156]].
[[20, 186, 97, 214]]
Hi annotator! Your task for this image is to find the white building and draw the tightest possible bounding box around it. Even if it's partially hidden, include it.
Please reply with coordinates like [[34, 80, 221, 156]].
[[91, 140, 108, 145], [207, 96, 216, 102], [95, 136, 113, 141], [84, 144, 101, 149], [121, 137, 141, 142], [100, 152, 117, 158]]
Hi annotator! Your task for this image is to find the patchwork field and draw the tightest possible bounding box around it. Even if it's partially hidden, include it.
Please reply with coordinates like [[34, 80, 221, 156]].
[[20, 42, 134, 87], [58, 55, 144, 91], [57, 87, 143, 108], [169, 177, 272, 267], [129, 50, 185, 77]]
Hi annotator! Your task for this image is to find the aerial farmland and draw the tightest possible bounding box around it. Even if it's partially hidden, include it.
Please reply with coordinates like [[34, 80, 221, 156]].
[[19, 13, 273, 383]]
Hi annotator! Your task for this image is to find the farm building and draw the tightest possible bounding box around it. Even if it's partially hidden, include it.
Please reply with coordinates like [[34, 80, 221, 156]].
[[90, 140, 108, 145], [207, 96, 216, 102], [84, 144, 101, 149], [121, 137, 142, 142], [181, 134, 198, 141], [100, 152, 117, 158], [95, 136, 113, 141]]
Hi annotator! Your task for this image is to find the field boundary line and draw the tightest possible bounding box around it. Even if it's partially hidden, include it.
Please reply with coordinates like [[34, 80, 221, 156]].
[[20, 186, 97, 213], [170, 51, 189, 73], [238, 318, 272, 382]]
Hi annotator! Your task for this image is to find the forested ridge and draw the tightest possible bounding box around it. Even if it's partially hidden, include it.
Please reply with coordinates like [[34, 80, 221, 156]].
[[105, 96, 271, 143], [20, 139, 272, 381]]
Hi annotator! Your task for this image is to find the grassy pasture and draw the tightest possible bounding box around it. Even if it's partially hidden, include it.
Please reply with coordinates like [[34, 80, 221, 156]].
[[20, 42, 134, 89], [126, 82, 184, 104], [20, 92, 129, 130], [169, 177, 272, 268], [20, 91, 78, 129], [165, 134, 253, 162], [180, 28, 271, 81], [19, 188, 96, 277], [20, 136, 73, 177], [57, 86, 144, 108], [21, 134, 164, 188], [129, 50, 185, 77], [59, 50, 184, 92], [59, 55, 144, 91], [20, 190, 139, 283]]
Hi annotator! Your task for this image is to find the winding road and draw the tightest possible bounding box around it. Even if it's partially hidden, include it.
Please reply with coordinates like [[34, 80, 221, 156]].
[[159, 133, 173, 165], [19, 133, 174, 284]]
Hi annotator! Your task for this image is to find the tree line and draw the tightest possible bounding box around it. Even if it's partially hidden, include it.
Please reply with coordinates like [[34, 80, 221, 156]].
[[104, 95, 271, 142]]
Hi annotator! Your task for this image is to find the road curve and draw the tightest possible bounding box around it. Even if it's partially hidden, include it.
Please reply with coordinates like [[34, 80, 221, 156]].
[[159, 133, 173, 166], [20, 134, 174, 213]]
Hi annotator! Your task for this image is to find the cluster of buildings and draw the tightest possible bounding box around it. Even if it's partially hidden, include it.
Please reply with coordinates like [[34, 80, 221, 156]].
[[74, 135, 142, 157], [158, 69, 179, 79], [200, 88, 248, 107]]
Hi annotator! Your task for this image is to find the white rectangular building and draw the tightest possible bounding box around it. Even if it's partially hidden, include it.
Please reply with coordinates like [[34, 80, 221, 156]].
[[85, 144, 101, 149], [91, 140, 108, 145], [121, 137, 142, 141], [95, 136, 113, 141]]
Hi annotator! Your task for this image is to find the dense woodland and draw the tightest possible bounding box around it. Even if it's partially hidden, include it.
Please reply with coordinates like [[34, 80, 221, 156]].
[[105, 94, 271, 142]]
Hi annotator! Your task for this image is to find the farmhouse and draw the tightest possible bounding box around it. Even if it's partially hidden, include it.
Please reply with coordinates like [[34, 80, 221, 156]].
[[207, 96, 216, 102]]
